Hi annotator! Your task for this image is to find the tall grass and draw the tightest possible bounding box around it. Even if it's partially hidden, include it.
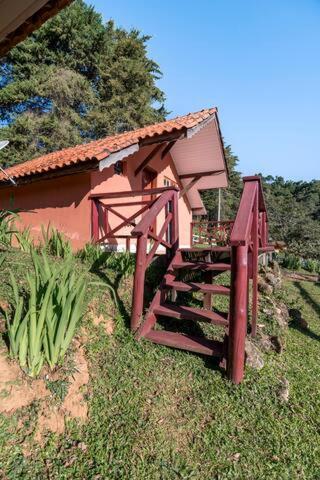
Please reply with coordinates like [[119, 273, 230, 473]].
[[0, 209, 17, 248], [4, 249, 86, 376], [41, 224, 72, 258]]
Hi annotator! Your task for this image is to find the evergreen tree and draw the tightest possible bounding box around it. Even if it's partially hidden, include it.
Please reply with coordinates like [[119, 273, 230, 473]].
[[0, 1, 166, 167]]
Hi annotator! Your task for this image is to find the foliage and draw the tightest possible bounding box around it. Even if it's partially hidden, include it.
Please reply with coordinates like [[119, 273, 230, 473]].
[[40, 224, 72, 258], [0, 209, 17, 247], [262, 176, 320, 260], [4, 249, 86, 376], [303, 258, 320, 273], [106, 251, 135, 278], [279, 252, 302, 271], [0, 0, 166, 167], [76, 242, 108, 267], [15, 226, 33, 252]]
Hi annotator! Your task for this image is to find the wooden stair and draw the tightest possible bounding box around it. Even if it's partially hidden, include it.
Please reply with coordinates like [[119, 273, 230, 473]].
[[136, 247, 231, 360]]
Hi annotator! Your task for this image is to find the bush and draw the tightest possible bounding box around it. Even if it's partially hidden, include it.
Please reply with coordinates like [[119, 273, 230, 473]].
[[41, 224, 72, 258], [4, 249, 86, 376], [281, 253, 302, 271], [0, 209, 17, 248], [106, 251, 135, 278], [303, 259, 319, 273], [15, 226, 33, 252], [76, 242, 108, 268]]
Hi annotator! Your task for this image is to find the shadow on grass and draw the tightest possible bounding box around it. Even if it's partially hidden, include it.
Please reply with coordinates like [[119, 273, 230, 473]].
[[289, 281, 320, 342]]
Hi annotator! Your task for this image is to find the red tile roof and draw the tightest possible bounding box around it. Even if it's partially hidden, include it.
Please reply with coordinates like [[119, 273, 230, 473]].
[[0, 107, 217, 182]]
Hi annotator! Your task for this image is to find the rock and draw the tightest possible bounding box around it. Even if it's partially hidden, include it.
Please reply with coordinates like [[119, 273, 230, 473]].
[[274, 307, 288, 328], [271, 261, 282, 279], [257, 332, 272, 351], [265, 272, 282, 290], [258, 277, 273, 295], [245, 339, 264, 370], [278, 377, 289, 403]]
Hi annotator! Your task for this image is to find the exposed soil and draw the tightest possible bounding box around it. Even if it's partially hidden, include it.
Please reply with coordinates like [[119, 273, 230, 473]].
[[0, 349, 49, 413], [0, 343, 90, 444]]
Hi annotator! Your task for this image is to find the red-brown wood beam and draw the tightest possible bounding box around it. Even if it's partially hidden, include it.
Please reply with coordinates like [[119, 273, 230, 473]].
[[140, 131, 186, 146], [90, 186, 178, 199], [179, 175, 201, 198], [227, 245, 248, 384], [161, 140, 176, 159], [134, 143, 165, 177], [91, 199, 99, 242], [179, 169, 225, 180]]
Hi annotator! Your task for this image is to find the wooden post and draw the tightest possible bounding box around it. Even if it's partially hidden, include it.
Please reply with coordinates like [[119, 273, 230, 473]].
[[131, 234, 148, 331], [171, 190, 179, 256], [91, 199, 99, 242], [203, 271, 213, 309], [251, 192, 259, 337], [227, 245, 248, 384]]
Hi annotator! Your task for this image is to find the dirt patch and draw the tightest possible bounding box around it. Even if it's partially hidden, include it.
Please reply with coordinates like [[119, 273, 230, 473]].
[[35, 345, 89, 443], [0, 344, 89, 444], [92, 313, 115, 335], [0, 349, 49, 413]]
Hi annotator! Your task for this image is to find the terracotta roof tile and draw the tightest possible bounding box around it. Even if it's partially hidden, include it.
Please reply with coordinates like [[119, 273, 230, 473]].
[[0, 107, 216, 182]]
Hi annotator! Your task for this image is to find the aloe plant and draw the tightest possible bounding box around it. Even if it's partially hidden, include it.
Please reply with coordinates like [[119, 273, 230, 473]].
[[15, 226, 33, 252], [41, 224, 72, 258], [5, 249, 86, 376], [0, 209, 17, 248]]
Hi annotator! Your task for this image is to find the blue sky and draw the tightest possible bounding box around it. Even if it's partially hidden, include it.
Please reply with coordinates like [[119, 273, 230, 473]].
[[92, 0, 319, 181]]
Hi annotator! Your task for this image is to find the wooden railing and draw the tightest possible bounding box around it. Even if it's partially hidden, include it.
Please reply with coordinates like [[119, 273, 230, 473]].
[[227, 176, 269, 384], [191, 220, 234, 247], [90, 186, 177, 251], [130, 187, 179, 331]]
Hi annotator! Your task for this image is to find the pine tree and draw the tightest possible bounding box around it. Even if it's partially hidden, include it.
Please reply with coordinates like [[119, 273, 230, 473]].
[[0, 0, 166, 167]]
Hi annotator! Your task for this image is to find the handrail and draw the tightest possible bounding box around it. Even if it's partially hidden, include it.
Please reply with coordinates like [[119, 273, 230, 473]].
[[230, 181, 258, 246], [89, 186, 179, 200], [131, 188, 176, 237], [131, 188, 179, 331], [227, 175, 271, 384]]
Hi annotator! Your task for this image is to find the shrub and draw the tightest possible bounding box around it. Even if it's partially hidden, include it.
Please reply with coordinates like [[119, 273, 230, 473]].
[[41, 224, 72, 258], [281, 253, 302, 271], [0, 209, 17, 248], [303, 259, 318, 273], [5, 249, 86, 376], [76, 242, 108, 268], [106, 251, 135, 278], [15, 226, 33, 252]]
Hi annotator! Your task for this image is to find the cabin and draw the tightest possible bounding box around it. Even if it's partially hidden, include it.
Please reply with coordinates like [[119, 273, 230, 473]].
[[0, 108, 228, 251], [0, 107, 273, 383]]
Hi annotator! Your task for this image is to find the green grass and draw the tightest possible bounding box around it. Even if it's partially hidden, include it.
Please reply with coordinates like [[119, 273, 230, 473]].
[[0, 249, 320, 479]]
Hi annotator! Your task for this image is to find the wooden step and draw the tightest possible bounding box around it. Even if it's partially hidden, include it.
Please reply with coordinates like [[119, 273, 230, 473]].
[[164, 279, 230, 295], [144, 330, 224, 357], [154, 303, 229, 326], [171, 261, 231, 271]]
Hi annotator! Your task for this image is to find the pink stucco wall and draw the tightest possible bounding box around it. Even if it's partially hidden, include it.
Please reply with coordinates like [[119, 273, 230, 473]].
[[91, 146, 192, 250], [0, 147, 192, 251], [0, 172, 91, 250]]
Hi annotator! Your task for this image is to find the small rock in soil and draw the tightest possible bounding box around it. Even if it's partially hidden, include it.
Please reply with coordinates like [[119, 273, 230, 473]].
[[278, 377, 289, 403], [245, 339, 264, 370]]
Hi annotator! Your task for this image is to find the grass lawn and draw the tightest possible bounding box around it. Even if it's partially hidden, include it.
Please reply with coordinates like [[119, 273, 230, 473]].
[[0, 249, 320, 479]]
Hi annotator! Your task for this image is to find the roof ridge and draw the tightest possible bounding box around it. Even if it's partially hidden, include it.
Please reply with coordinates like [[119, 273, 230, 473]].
[[0, 107, 217, 181]]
